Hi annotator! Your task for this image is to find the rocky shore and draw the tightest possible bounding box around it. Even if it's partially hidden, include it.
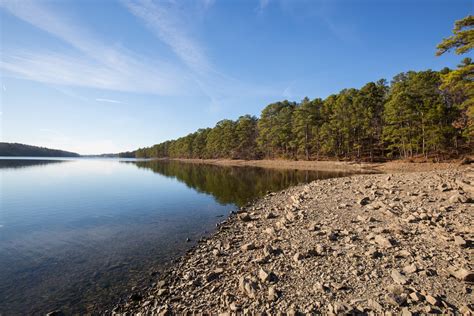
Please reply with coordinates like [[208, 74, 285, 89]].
[[114, 165, 473, 315]]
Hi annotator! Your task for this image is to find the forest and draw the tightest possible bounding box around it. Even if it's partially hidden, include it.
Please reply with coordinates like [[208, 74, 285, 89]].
[[0, 142, 80, 157], [124, 16, 473, 161]]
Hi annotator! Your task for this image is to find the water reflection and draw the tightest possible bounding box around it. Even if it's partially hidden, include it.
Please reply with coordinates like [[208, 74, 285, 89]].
[[130, 160, 352, 206], [0, 158, 69, 169]]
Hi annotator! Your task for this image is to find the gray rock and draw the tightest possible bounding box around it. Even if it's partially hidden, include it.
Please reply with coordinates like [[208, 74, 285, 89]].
[[293, 252, 304, 262], [454, 235, 467, 246], [238, 213, 252, 221], [374, 235, 393, 248], [385, 293, 406, 306], [258, 268, 277, 283], [391, 269, 408, 285], [403, 263, 417, 274], [268, 286, 278, 301], [241, 242, 255, 251]]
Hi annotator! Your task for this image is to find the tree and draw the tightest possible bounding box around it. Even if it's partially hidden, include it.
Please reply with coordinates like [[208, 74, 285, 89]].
[[383, 71, 455, 158], [436, 15, 474, 147], [257, 101, 296, 158], [293, 97, 324, 160], [235, 115, 259, 159], [436, 15, 474, 56]]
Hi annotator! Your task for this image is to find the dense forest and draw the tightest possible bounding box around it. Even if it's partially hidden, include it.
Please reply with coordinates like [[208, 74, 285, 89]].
[[123, 16, 473, 161], [0, 142, 80, 157]]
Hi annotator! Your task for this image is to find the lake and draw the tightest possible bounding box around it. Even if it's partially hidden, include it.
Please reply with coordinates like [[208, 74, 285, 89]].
[[0, 158, 354, 315]]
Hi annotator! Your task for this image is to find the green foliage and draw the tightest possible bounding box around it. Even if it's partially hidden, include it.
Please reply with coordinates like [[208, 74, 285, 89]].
[[382, 71, 458, 158], [436, 15, 474, 147], [436, 15, 474, 56], [130, 68, 469, 161], [257, 100, 296, 158]]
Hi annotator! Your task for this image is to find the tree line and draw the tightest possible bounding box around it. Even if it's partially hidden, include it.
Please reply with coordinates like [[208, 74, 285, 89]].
[[122, 15, 473, 161]]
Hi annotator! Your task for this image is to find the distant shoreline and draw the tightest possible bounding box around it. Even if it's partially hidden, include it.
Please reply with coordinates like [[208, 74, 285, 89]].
[[166, 158, 463, 173]]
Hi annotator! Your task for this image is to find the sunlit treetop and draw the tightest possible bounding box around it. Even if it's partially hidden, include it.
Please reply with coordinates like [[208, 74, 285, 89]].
[[436, 15, 474, 56]]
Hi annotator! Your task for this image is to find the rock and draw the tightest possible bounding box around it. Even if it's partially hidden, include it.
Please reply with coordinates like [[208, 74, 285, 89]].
[[308, 222, 319, 231], [409, 291, 423, 302], [460, 305, 474, 315], [396, 250, 411, 258], [158, 306, 172, 316], [454, 235, 467, 246], [293, 252, 304, 262], [328, 231, 338, 241], [239, 276, 257, 298], [268, 286, 278, 301], [403, 263, 417, 274], [241, 242, 255, 251], [206, 268, 223, 282], [229, 302, 241, 312], [263, 244, 278, 256], [401, 307, 412, 316], [264, 227, 276, 236], [367, 299, 383, 312], [315, 244, 325, 255], [359, 197, 371, 205], [391, 270, 408, 285], [449, 193, 468, 203], [438, 183, 451, 192], [265, 212, 277, 219], [374, 235, 393, 248], [238, 213, 252, 221], [425, 295, 439, 306], [314, 282, 328, 292], [385, 293, 406, 306], [366, 247, 383, 259], [387, 284, 404, 295], [447, 266, 474, 282], [258, 268, 277, 283], [156, 288, 167, 296]]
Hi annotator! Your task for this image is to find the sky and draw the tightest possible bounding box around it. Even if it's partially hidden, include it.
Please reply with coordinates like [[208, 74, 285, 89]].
[[0, 0, 471, 155]]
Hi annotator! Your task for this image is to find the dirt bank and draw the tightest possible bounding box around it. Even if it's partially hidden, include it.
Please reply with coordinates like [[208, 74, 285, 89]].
[[114, 164, 472, 315]]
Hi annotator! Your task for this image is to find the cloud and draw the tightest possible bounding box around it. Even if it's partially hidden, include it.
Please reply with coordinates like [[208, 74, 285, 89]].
[[95, 98, 123, 104], [122, 0, 248, 111], [0, 0, 194, 95], [256, 0, 271, 12], [123, 0, 213, 76]]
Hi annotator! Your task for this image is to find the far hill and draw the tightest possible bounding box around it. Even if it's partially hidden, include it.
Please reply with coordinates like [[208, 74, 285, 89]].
[[0, 142, 80, 157]]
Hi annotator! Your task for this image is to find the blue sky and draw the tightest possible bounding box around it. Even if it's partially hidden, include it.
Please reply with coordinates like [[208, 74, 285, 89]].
[[0, 0, 471, 154]]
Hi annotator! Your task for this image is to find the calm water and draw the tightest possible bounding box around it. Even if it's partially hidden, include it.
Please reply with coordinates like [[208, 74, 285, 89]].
[[0, 158, 354, 315]]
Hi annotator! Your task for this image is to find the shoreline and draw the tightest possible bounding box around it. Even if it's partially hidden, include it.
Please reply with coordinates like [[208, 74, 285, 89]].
[[115, 164, 473, 314], [166, 158, 463, 174]]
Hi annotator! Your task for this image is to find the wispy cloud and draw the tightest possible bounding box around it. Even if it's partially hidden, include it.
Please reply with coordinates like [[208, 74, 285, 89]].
[[256, 0, 271, 12], [0, 0, 194, 95], [122, 0, 252, 112], [95, 98, 123, 104], [123, 0, 211, 74]]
